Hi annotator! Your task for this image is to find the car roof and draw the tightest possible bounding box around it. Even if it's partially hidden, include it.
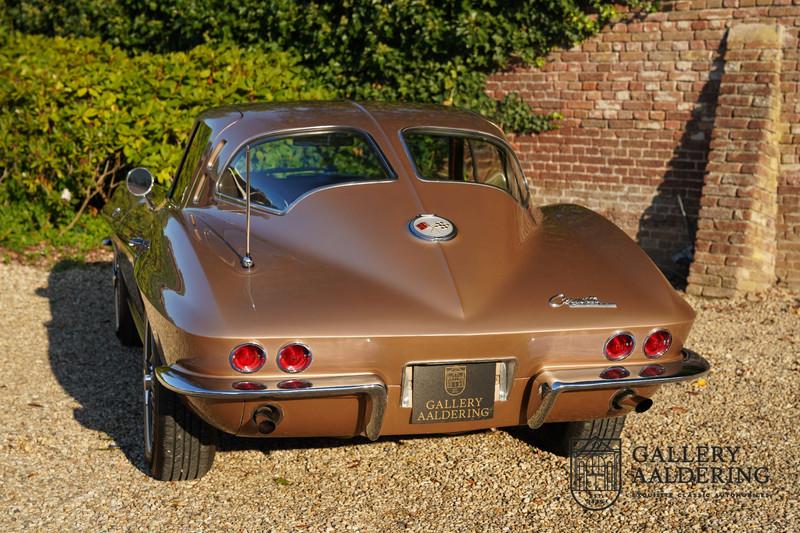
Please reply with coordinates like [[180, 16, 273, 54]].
[[189, 100, 515, 209], [196, 101, 506, 142]]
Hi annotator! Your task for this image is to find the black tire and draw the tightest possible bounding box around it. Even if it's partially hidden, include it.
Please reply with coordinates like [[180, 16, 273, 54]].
[[529, 416, 626, 457], [113, 254, 142, 347], [143, 324, 218, 481]]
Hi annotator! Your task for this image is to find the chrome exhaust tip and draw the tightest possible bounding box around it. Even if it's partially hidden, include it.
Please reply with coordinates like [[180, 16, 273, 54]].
[[253, 404, 282, 434], [612, 389, 653, 414]]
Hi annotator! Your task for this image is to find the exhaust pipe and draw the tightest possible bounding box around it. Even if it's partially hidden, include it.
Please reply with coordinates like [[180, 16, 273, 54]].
[[612, 389, 653, 413], [253, 404, 282, 434]]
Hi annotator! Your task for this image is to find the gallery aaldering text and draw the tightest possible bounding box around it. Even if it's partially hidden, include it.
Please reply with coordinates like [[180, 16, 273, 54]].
[[630, 445, 769, 484]]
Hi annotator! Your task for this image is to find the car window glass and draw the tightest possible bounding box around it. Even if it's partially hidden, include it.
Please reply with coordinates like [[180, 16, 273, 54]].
[[404, 131, 526, 202], [170, 122, 212, 203], [464, 138, 509, 191], [218, 131, 393, 211]]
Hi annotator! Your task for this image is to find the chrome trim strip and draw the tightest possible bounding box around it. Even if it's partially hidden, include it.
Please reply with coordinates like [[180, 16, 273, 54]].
[[526, 349, 710, 429], [548, 293, 618, 309], [154, 367, 387, 441]]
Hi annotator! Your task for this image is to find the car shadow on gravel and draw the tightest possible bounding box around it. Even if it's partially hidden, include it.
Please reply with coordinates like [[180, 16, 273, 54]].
[[501, 426, 570, 457], [218, 434, 368, 454], [218, 429, 494, 456], [40, 261, 149, 475]]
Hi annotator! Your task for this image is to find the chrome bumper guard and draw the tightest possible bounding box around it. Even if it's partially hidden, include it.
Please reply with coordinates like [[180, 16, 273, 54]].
[[526, 349, 710, 429], [155, 366, 387, 441]]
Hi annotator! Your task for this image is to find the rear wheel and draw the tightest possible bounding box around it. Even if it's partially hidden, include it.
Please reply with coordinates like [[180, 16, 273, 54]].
[[113, 254, 141, 346], [529, 416, 626, 456], [143, 324, 218, 480]]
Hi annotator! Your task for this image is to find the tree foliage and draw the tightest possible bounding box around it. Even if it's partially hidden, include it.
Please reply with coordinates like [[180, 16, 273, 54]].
[[0, 33, 328, 250], [4, 0, 644, 132], [0, 0, 651, 252]]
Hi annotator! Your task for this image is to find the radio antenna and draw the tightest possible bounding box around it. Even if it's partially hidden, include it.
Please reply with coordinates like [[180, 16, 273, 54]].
[[241, 144, 254, 269]]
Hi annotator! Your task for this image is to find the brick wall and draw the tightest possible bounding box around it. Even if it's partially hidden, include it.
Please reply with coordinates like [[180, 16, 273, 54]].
[[688, 23, 783, 296], [487, 0, 800, 292]]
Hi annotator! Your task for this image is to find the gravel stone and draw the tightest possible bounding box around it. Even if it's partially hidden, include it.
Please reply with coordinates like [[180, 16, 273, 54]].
[[0, 262, 797, 531]]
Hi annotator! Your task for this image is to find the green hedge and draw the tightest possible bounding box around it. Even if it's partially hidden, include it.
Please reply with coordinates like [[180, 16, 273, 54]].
[[4, 0, 648, 133], [0, 33, 329, 252], [0, 1, 652, 254]]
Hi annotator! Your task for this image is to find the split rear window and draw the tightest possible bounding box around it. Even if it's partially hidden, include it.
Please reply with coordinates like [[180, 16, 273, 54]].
[[403, 130, 528, 203], [217, 130, 393, 212]]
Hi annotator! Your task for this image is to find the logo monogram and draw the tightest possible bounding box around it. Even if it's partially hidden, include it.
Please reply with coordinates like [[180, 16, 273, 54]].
[[549, 293, 617, 309], [569, 437, 622, 510], [443, 365, 467, 396], [409, 214, 457, 241]]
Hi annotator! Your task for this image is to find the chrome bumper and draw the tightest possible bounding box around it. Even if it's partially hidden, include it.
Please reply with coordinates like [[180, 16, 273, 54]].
[[154, 366, 387, 441], [526, 349, 710, 429]]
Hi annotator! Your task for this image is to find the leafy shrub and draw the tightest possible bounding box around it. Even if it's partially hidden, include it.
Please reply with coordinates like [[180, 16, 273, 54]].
[[3, 0, 649, 133], [0, 33, 329, 250], [0, 1, 654, 253]]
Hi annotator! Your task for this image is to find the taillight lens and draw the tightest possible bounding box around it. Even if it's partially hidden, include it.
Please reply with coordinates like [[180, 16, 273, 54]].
[[230, 343, 266, 373], [640, 365, 665, 377], [232, 381, 266, 391], [277, 343, 312, 373], [604, 332, 635, 361], [277, 379, 312, 390], [600, 366, 630, 380], [643, 330, 672, 358]]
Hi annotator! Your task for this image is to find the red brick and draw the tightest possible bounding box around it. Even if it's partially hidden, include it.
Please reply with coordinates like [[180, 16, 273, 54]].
[[485, 8, 798, 294]]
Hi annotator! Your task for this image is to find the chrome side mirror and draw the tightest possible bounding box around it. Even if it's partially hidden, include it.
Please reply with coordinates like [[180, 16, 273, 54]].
[[126, 167, 154, 197]]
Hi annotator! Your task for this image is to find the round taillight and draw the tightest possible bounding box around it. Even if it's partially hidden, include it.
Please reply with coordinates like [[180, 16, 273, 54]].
[[277, 343, 312, 373], [230, 344, 266, 373], [643, 330, 672, 358], [600, 366, 630, 380], [604, 332, 635, 361]]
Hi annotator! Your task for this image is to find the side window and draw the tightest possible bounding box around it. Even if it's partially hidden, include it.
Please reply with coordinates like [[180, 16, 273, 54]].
[[217, 130, 393, 211], [170, 122, 212, 204]]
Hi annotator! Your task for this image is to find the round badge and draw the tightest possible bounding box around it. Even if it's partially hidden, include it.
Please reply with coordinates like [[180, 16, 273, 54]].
[[408, 214, 457, 242]]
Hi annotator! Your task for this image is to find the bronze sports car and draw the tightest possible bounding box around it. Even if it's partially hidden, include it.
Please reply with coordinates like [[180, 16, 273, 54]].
[[104, 101, 710, 480]]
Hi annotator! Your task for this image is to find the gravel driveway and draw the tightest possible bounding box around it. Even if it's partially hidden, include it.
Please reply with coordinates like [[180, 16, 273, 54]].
[[1, 261, 797, 531]]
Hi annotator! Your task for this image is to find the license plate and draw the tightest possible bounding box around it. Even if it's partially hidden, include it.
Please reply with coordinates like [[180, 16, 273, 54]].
[[411, 362, 495, 424]]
